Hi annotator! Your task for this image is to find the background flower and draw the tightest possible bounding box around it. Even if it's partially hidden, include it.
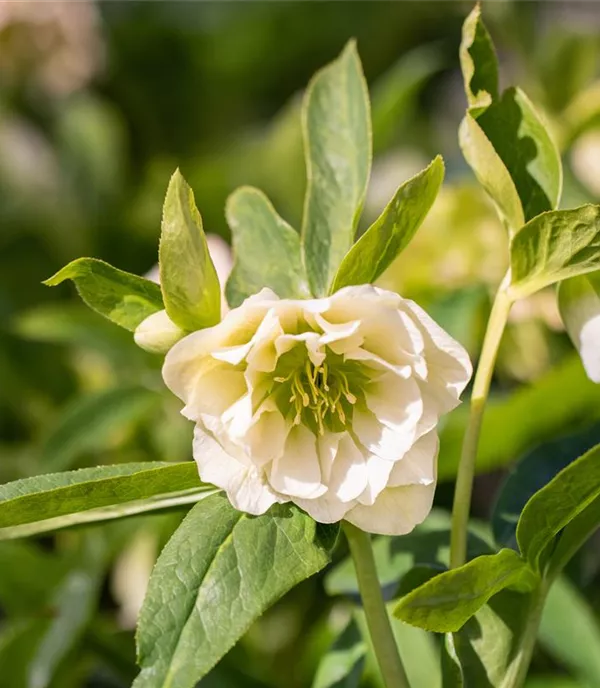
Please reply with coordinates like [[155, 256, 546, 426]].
[[163, 285, 472, 535]]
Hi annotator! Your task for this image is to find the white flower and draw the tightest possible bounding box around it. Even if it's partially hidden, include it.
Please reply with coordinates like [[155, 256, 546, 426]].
[[162, 285, 472, 535]]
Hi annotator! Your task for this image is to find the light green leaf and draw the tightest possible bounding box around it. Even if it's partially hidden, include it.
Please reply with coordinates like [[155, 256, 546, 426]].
[[0, 462, 211, 540], [459, 4, 499, 113], [439, 355, 600, 480], [302, 40, 371, 296], [312, 617, 366, 688], [476, 87, 562, 222], [159, 169, 221, 330], [331, 156, 444, 292], [558, 271, 600, 383], [134, 493, 339, 688], [517, 443, 600, 572], [393, 549, 538, 633], [458, 114, 525, 233], [492, 425, 600, 550], [445, 589, 531, 688], [539, 576, 600, 687], [41, 386, 161, 471], [510, 206, 600, 299], [44, 258, 163, 332], [458, 8, 562, 233], [225, 186, 310, 307]]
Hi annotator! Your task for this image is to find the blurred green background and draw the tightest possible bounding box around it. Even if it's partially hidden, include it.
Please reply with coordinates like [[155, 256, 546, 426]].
[[2, 1, 600, 687]]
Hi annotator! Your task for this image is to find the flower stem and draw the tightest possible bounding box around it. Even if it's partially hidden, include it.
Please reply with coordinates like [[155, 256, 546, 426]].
[[343, 522, 411, 688], [450, 283, 513, 569]]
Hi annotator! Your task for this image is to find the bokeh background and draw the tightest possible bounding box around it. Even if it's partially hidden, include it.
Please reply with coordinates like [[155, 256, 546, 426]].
[[2, 2, 600, 687]]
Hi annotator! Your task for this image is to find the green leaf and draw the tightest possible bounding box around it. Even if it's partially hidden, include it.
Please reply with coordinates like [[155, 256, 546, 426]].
[[444, 589, 531, 688], [302, 40, 371, 296], [134, 493, 339, 688], [325, 510, 492, 596], [439, 354, 600, 480], [458, 114, 525, 232], [558, 271, 600, 383], [159, 169, 221, 330], [0, 462, 212, 540], [492, 425, 600, 550], [459, 4, 499, 113], [331, 156, 444, 292], [41, 386, 161, 471], [476, 87, 562, 222], [548, 494, 600, 580], [44, 258, 163, 332], [393, 549, 538, 633], [312, 617, 366, 688], [539, 576, 600, 687], [517, 443, 600, 572], [458, 7, 562, 232], [225, 186, 310, 307], [511, 207, 600, 298]]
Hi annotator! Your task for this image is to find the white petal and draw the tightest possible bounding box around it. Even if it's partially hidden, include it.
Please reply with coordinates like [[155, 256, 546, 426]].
[[269, 425, 326, 499], [294, 493, 352, 524], [365, 373, 423, 434], [355, 453, 394, 505], [275, 331, 325, 367], [244, 406, 290, 466], [403, 300, 472, 407], [345, 482, 436, 535], [317, 433, 343, 484], [388, 431, 438, 487], [181, 366, 247, 421], [193, 426, 281, 514], [328, 434, 368, 502], [353, 409, 416, 462]]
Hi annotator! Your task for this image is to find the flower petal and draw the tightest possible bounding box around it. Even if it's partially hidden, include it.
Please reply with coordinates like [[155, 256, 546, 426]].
[[269, 425, 326, 499], [345, 482, 435, 535], [403, 300, 472, 408], [328, 434, 368, 502], [388, 430, 438, 487], [193, 426, 281, 514], [355, 453, 394, 505]]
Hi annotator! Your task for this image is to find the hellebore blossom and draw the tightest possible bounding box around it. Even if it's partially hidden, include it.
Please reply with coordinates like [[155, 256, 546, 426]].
[[162, 285, 471, 535]]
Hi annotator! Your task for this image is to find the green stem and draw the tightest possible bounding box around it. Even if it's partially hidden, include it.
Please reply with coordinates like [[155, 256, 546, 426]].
[[343, 522, 410, 688], [502, 579, 550, 688], [450, 283, 513, 569]]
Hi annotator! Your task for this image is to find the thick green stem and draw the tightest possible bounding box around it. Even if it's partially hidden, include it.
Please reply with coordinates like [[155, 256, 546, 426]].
[[343, 522, 410, 688], [450, 284, 512, 569]]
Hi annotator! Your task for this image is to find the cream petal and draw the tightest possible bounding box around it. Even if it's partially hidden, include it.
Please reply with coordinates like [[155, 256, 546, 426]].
[[388, 431, 438, 487], [317, 433, 343, 484], [294, 493, 352, 524], [353, 409, 416, 462], [344, 347, 411, 379], [193, 426, 281, 514], [355, 453, 394, 505], [221, 392, 254, 441], [365, 373, 423, 433], [269, 425, 326, 499], [328, 434, 368, 502], [275, 332, 326, 367], [244, 406, 290, 466], [134, 309, 185, 354], [403, 300, 472, 405], [181, 366, 247, 421], [345, 482, 436, 535]]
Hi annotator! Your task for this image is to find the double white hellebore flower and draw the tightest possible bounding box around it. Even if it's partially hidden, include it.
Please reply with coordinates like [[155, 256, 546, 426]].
[[162, 285, 472, 535]]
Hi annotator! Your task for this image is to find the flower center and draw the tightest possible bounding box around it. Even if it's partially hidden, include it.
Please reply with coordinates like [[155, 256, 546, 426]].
[[272, 353, 365, 435]]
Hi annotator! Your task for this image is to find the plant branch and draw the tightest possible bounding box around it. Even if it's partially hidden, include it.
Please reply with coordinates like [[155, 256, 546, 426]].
[[450, 279, 513, 568], [343, 522, 411, 688]]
